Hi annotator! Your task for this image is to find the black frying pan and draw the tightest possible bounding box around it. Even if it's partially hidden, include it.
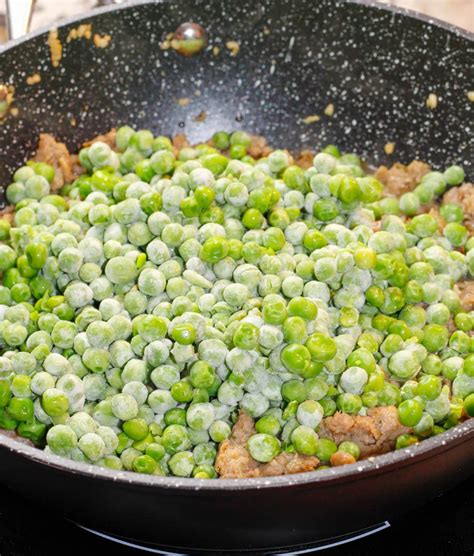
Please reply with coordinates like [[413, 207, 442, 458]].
[[0, 0, 473, 552]]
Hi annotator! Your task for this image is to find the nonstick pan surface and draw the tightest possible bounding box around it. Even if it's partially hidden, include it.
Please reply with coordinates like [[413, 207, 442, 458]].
[[0, 0, 473, 188], [0, 0, 473, 551]]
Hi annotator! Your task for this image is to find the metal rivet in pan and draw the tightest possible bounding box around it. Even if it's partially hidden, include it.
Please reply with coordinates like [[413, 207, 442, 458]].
[[172, 22, 207, 56]]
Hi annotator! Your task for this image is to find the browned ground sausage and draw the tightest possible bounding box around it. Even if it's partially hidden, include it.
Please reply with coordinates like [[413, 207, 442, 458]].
[[443, 183, 474, 232], [330, 451, 356, 467], [455, 280, 474, 312], [318, 406, 410, 458], [215, 412, 319, 479], [83, 128, 117, 149], [34, 133, 83, 191], [374, 160, 431, 197]]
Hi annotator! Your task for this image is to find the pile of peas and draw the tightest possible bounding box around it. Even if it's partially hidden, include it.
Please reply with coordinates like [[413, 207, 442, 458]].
[[0, 126, 472, 478]]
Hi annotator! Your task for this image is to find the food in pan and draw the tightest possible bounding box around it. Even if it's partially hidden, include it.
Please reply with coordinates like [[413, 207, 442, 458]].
[[0, 128, 472, 479]]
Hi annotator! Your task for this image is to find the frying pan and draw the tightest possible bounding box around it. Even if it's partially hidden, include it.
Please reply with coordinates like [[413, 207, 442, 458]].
[[0, 0, 473, 552]]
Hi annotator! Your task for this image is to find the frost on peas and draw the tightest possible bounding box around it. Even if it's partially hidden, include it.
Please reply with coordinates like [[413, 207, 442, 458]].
[[67, 412, 97, 438], [217, 381, 244, 405], [225, 348, 257, 372], [31, 371, 56, 395], [258, 325, 284, 350], [83, 374, 107, 401], [285, 222, 307, 245], [122, 359, 147, 384], [58, 247, 83, 274], [184, 269, 213, 289], [313, 153, 337, 175], [314, 257, 337, 282], [223, 283, 249, 307], [43, 353, 72, 377], [240, 392, 269, 418], [296, 400, 324, 428], [78, 238, 105, 265], [109, 340, 134, 368], [333, 287, 365, 311], [339, 366, 368, 395], [57, 374, 85, 412], [281, 276, 304, 298], [425, 385, 451, 422], [97, 426, 119, 455], [79, 432, 106, 462], [148, 389, 178, 414], [150, 365, 180, 390], [342, 268, 372, 292], [46, 425, 78, 456], [122, 381, 149, 405], [105, 256, 138, 285], [198, 339, 228, 367], [111, 393, 139, 420], [186, 403, 216, 430], [268, 150, 290, 174], [284, 190, 305, 209], [11, 352, 36, 375], [452, 373, 474, 398], [93, 400, 120, 428], [138, 268, 166, 296], [170, 342, 195, 364], [261, 376, 284, 402], [169, 451, 195, 477], [388, 350, 421, 380]]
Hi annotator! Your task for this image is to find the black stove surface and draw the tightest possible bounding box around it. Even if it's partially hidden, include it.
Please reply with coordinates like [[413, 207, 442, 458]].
[[0, 478, 472, 555]]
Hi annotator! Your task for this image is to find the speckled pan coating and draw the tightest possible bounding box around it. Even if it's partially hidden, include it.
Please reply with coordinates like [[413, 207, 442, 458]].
[[0, 0, 473, 195], [0, 1, 473, 550]]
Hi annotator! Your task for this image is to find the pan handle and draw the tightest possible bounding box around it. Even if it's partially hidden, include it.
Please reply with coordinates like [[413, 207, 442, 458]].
[[6, 0, 34, 41]]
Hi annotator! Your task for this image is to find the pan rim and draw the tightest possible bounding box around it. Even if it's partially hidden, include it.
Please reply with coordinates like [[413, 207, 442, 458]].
[[0, 419, 472, 491], [0, 0, 472, 491], [0, 0, 472, 55]]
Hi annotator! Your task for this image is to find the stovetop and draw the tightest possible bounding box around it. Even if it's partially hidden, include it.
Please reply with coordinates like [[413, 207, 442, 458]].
[[0, 478, 472, 555]]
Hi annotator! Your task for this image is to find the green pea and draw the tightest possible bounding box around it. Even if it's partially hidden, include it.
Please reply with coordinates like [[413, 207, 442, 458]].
[[242, 208, 264, 229], [212, 131, 230, 150], [397, 399, 424, 426], [123, 418, 149, 441], [336, 393, 362, 414], [7, 397, 34, 422], [416, 375, 442, 401], [281, 380, 306, 403], [315, 438, 337, 462], [287, 297, 318, 321], [189, 361, 215, 389], [305, 333, 337, 362], [233, 322, 259, 350], [262, 299, 287, 325], [291, 425, 319, 456], [338, 441, 360, 460], [255, 414, 281, 436], [171, 323, 196, 345], [281, 344, 311, 375], [395, 434, 418, 450], [422, 324, 449, 353], [200, 237, 229, 263], [464, 393, 474, 417], [170, 381, 194, 403], [132, 454, 157, 474]]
